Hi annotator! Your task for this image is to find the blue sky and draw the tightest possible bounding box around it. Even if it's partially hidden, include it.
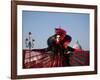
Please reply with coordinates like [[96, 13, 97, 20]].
[[22, 11, 90, 50]]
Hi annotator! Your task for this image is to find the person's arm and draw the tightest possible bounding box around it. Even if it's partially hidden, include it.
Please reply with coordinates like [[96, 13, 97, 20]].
[[63, 46, 75, 54], [67, 46, 75, 52], [67, 46, 84, 52]]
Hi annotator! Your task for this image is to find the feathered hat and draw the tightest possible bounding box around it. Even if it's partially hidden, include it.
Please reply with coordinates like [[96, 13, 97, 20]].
[[55, 28, 67, 35]]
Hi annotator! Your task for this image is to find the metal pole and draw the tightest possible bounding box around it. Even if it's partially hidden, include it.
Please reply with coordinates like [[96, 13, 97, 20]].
[[25, 32, 35, 68]]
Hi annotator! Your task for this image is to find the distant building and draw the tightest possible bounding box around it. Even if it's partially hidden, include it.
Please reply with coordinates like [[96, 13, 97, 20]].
[[73, 40, 82, 50]]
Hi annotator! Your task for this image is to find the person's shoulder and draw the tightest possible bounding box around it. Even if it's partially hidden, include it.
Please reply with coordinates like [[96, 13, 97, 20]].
[[67, 46, 75, 51], [67, 46, 72, 48], [48, 34, 56, 40]]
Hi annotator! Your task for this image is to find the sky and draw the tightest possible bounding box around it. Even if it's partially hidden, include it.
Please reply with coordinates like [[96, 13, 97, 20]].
[[22, 11, 90, 50]]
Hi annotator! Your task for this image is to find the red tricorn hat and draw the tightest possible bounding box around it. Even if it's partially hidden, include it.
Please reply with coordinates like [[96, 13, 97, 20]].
[[55, 28, 67, 35]]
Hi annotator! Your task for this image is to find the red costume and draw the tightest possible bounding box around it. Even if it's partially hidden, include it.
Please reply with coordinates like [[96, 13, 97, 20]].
[[47, 28, 75, 66]]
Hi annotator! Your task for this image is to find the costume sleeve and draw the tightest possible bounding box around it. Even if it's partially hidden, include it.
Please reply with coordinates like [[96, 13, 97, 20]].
[[67, 46, 75, 52]]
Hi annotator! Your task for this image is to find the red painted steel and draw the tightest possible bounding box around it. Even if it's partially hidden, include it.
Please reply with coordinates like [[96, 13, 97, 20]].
[[23, 49, 89, 68]]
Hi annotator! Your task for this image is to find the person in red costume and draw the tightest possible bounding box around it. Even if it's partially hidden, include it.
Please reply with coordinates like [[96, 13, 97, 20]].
[[47, 27, 82, 66], [47, 28, 74, 53]]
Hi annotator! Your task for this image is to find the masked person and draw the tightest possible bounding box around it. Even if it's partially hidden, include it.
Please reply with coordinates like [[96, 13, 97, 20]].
[[47, 28, 66, 54], [47, 28, 75, 52], [46, 28, 76, 66]]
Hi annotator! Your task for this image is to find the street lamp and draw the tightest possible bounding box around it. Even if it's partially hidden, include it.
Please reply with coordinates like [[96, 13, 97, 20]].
[[25, 32, 35, 68]]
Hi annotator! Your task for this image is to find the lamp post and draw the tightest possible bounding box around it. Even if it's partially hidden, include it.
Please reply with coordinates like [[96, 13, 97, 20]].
[[25, 32, 35, 68]]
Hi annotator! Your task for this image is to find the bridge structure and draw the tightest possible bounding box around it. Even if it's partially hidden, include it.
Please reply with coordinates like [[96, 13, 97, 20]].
[[23, 49, 89, 68]]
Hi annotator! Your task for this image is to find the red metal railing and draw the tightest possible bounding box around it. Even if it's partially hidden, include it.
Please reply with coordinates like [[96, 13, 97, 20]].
[[23, 49, 89, 68]]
